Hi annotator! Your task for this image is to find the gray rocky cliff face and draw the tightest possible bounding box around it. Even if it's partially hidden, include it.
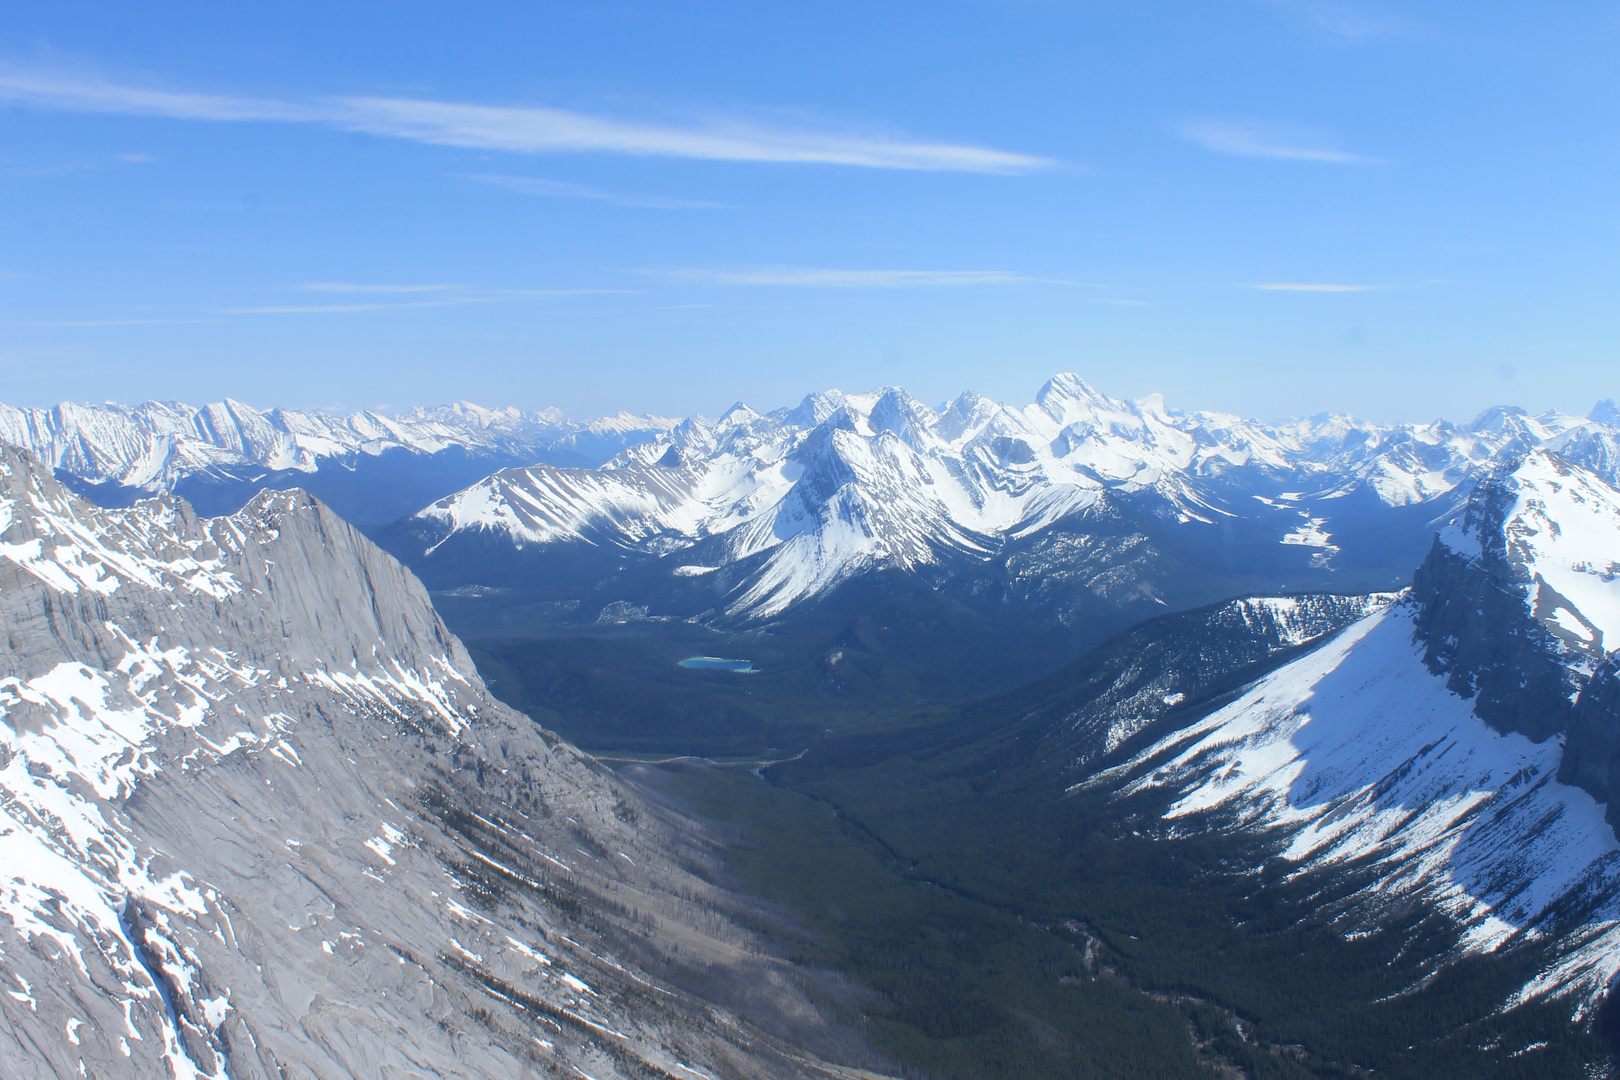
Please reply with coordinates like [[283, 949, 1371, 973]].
[[1411, 454, 1620, 828], [1558, 656, 1620, 828], [0, 447, 872, 1080], [1409, 542, 1580, 745]]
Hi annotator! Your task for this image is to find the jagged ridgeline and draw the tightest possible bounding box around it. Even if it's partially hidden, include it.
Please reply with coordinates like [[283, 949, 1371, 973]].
[[0, 447, 877, 1080], [0, 398, 679, 524], [15, 381, 1620, 719], [374, 378, 1620, 716]]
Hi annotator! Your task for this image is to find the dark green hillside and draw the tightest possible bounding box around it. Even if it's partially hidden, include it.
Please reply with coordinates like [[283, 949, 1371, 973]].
[[622, 594, 1614, 1080]]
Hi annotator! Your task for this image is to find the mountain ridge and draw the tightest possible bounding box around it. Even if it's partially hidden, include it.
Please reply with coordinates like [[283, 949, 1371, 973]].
[[0, 445, 877, 1080], [380, 375, 1620, 642], [0, 397, 679, 525]]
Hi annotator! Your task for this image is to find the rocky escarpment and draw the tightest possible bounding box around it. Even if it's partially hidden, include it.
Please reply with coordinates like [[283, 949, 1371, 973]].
[[1559, 657, 1620, 828], [1410, 482, 1583, 744], [1411, 451, 1620, 823], [0, 447, 875, 1080]]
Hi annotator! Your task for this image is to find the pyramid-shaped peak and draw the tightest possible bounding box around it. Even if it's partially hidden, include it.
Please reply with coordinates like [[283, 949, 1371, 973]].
[[934, 390, 1003, 443], [786, 390, 848, 428], [869, 385, 929, 412], [1468, 404, 1530, 432], [868, 387, 937, 439], [1590, 399, 1620, 426], [1035, 373, 1120, 409]]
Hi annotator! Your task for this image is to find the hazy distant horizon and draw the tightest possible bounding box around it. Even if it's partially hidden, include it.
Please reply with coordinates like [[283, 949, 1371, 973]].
[[3, 369, 1614, 434]]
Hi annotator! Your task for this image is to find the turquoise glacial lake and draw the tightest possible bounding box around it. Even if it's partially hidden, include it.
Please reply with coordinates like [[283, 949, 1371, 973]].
[[678, 656, 755, 673]]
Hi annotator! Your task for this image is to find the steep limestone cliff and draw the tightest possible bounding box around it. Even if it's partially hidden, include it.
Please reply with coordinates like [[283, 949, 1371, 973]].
[[0, 447, 872, 1080]]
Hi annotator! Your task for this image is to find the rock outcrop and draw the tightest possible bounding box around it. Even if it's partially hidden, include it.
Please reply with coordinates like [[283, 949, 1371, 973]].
[[1559, 656, 1620, 829], [1411, 451, 1620, 823]]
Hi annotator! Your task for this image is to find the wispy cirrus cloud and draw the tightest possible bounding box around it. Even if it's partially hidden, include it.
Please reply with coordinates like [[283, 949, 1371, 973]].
[[646, 266, 1070, 288], [6, 317, 217, 326], [0, 68, 1048, 174], [458, 173, 726, 210], [223, 296, 498, 315], [1177, 120, 1380, 164], [295, 282, 465, 294], [1251, 282, 1379, 292]]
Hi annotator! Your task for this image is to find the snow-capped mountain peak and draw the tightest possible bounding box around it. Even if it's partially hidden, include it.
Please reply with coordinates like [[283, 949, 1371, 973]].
[[1443, 451, 1620, 656], [0, 396, 677, 494], [395, 375, 1620, 622]]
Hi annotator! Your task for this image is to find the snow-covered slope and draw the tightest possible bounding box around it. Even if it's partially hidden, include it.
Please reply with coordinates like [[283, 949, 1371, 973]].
[[0, 397, 678, 521], [1093, 454, 1620, 1011], [1110, 602, 1620, 1007], [403, 376, 1620, 620], [1441, 451, 1620, 656], [0, 447, 867, 1080]]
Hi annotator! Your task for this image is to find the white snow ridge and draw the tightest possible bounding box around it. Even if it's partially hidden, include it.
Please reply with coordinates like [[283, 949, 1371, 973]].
[[408, 375, 1620, 619], [0, 397, 677, 494]]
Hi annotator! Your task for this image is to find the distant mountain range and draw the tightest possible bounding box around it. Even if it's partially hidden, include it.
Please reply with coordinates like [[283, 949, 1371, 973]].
[[14, 376, 1618, 697], [359, 375, 1620, 690], [0, 397, 677, 524], [396, 375, 1620, 611]]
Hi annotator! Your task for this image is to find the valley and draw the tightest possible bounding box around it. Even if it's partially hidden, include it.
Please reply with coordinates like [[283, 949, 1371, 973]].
[[7, 383, 1620, 1078], [11, 6, 1615, 1076]]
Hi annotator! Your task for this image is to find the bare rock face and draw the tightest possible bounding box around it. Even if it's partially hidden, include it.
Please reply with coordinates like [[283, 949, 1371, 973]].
[[1412, 452, 1620, 829], [0, 447, 869, 1080], [1410, 549, 1580, 746], [1559, 656, 1620, 827]]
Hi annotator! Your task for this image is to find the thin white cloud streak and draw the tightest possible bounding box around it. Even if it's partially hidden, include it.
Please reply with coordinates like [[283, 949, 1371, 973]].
[[296, 282, 464, 293], [646, 267, 1064, 288], [0, 72, 318, 121], [500, 288, 640, 296], [0, 69, 1048, 174], [222, 297, 499, 314], [1177, 120, 1380, 164], [459, 173, 726, 209], [6, 318, 216, 326], [1252, 282, 1377, 292]]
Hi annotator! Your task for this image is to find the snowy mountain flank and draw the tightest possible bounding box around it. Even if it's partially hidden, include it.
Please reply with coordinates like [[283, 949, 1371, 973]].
[[0, 398, 677, 525], [382, 374, 1620, 643], [1088, 452, 1620, 1011], [0, 447, 872, 1080]]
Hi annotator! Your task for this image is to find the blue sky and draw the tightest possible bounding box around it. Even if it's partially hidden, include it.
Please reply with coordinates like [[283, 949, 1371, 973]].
[[1, 2, 1616, 424]]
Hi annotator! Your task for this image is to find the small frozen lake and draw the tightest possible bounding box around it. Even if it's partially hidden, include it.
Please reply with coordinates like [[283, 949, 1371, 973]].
[[678, 656, 755, 673]]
